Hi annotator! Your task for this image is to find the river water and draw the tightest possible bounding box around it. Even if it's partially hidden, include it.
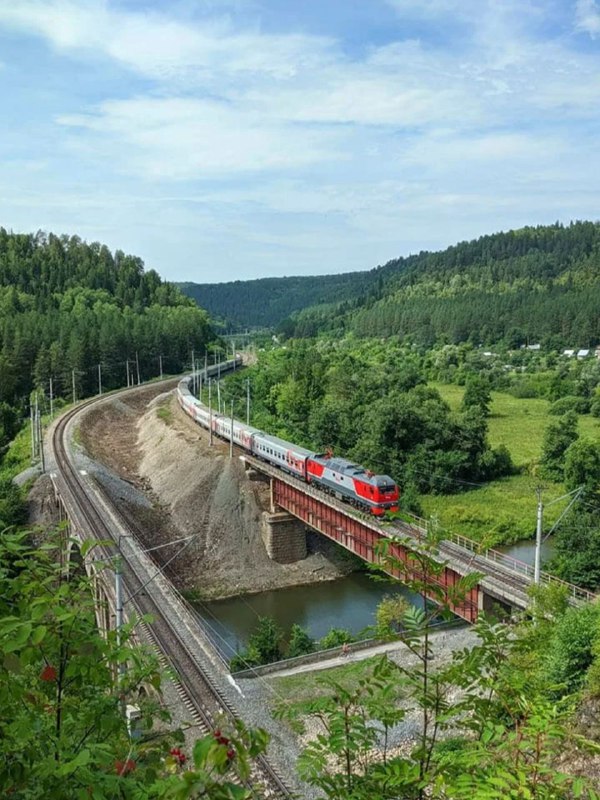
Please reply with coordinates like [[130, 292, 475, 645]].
[[195, 536, 555, 657], [195, 571, 423, 656]]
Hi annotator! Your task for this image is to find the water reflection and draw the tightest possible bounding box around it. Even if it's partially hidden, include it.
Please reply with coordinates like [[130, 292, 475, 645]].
[[194, 571, 423, 657], [498, 536, 556, 567]]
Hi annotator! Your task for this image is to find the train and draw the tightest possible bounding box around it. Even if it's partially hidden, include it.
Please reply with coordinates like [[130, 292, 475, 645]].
[[177, 360, 400, 516]]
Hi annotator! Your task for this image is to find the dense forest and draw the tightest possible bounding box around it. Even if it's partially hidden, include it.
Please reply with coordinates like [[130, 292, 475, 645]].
[[177, 270, 377, 331], [182, 222, 600, 346], [282, 222, 600, 344], [0, 229, 215, 460]]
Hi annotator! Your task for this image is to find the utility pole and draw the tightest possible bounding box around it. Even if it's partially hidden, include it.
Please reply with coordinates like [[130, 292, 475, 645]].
[[38, 405, 45, 474], [159, 354, 163, 380], [199, 374, 203, 403], [114, 556, 126, 708], [246, 378, 250, 425], [126, 359, 130, 388], [230, 400, 234, 458], [72, 369, 77, 405], [135, 351, 141, 386], [31, 389, 39, 458], [191, 349, 195, 394], [98, 363, 102, 396], [232, 340, 236, 369], [534, 487, 543, 584], [30, 402, 36, 461], [204, 351, 208, 373], [217, 380, 221, 415], [208, 379, 213, 446], [49, 377, 54, 419]]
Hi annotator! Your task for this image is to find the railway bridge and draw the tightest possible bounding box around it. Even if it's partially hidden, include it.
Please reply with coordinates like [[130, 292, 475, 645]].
[[244, 456, 596, 622]]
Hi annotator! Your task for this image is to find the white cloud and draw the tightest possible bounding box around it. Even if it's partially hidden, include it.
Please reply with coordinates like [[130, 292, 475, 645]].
[[0, 1, 335, 81], [0, 0, 600, 281], [57, 96, 346, 178], [576, 0, 600, 36]]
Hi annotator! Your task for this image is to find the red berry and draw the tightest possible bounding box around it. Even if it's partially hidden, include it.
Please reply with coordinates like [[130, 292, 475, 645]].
[[178, 753, 187, 764], [213, 729, 221, 738], [226, 749, 235, 760], [115, 758, 136, 775], [40, 665, 57, 682]]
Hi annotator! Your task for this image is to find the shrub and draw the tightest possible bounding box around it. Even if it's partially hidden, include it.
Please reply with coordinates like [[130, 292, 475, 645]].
[[544, 605, 600, 695], [549, 396, 590, 415], [319, 628, 354, 650], [287, 624, 315, 658], [375, 595, 409, 638], [230, 643, 261, 672], [539, 412, 579, 481]]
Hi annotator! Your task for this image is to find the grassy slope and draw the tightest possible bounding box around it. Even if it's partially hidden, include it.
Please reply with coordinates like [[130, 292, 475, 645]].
[[270, 658, 380, 710], [0, 421, 36, 482], [419, 385, 600, 545]]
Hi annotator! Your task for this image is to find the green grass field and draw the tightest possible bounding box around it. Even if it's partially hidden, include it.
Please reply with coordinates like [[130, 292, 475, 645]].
[[421, 384, 600, 545], [269, 657, 380, 712]]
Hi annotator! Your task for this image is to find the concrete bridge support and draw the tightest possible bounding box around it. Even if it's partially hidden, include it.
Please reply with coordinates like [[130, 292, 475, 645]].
[[261, 510, 307, 564]]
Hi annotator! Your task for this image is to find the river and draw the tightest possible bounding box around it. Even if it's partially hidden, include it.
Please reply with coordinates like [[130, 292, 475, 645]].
[[195, 571, 424, 657], [195, 536, 554, 658]]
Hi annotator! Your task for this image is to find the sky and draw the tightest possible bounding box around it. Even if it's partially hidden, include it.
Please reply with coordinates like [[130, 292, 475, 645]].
[[0, 0, 599, 283]]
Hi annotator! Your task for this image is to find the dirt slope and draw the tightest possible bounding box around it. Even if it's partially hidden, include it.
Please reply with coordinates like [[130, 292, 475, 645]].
[[79, 385, 353, 599]]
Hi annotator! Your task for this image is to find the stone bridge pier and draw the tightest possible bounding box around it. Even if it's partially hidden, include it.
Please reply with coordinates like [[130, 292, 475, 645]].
[[260, 477, 307, 564]]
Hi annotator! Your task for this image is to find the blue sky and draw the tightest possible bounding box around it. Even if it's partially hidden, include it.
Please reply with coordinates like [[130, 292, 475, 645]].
[[0, 0, 599, 283]]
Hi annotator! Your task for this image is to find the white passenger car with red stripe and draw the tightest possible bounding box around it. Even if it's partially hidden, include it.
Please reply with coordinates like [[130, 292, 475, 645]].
[[251, 433, 312, 479], [177, 364, 400, 517]]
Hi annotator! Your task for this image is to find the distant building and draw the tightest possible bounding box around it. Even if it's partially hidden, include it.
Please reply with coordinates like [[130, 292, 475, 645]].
[[482, 351, 495, 357], [595, 348, 600, 360], [521, 343, 541, 351], [563, 349, 576, 357], [577, 349, 590, 359]]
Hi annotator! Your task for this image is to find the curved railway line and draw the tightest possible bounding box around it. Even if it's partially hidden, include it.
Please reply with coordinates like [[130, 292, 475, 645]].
[[51, 386, 293, 800]]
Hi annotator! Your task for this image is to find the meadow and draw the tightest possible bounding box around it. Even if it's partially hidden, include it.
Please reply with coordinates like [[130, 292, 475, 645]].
[[420, 384, 600, 545]]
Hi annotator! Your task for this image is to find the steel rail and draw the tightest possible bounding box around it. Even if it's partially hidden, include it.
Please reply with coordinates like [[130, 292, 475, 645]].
[[50, 386, 293, 800]]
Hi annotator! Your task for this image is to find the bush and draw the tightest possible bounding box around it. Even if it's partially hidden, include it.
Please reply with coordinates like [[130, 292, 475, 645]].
[[549, 396, 590, 415], [477, 444, 514, 480], [0, 479, 26, 529], [591, 398, 600, 418], [319, 628, 354, 650], [287, 624, 315, 658], [230, 616, 284, 670], [539, 411, 579, 482], [398, 481, 423, 515], [508, 379, 546, 399], [544, 605, 600, 695], [376, 595, 409, 638], [230, 643, 262, 673]]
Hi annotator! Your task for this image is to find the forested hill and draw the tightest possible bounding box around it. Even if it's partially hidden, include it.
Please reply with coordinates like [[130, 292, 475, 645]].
[[0, 229, 215, 450], [177, 270, 378, 331], [181, 222, 600, 346], [280, 222, 600, 346]]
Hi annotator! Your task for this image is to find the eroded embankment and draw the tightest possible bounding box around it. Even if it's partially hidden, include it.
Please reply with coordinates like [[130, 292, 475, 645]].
[[76, 385, 354, 599]]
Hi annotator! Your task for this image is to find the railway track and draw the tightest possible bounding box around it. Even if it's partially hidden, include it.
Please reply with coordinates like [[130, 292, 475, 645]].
[[50, 387, 293, 800], [242, 452, 594, 612]]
